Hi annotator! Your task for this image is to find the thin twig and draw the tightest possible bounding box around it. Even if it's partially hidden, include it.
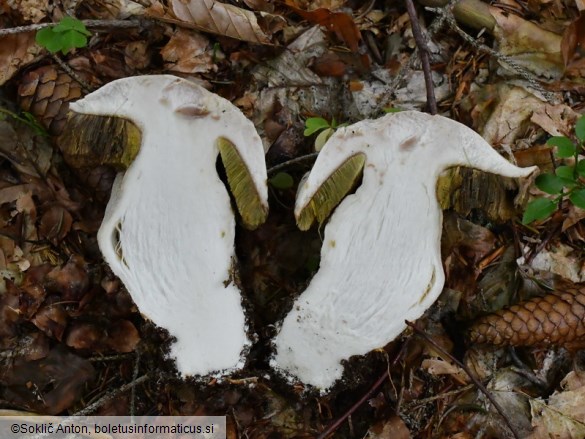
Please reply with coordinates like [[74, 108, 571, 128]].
[[405, 0, 438, 114], [89, 353, 136, 362], [130, 348, 141, 418], [73, 374, 150, 416], [0, 19, 147, 37], [50, 54, 94, 93], [406, 321, 522, 439], [317, 343, 408, 439], [426, 6, 557, 103], [267, 152, 320, 176]]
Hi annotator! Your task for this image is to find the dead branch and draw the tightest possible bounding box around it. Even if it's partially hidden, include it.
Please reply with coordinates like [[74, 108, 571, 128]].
[[0, 19, 148, 37], [267, 152, 320, 175], [405, 0, 438, 114], [73, 373, 150, 416]]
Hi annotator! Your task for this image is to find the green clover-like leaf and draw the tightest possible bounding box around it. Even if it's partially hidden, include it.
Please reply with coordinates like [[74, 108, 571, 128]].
[[535, 173, 565, 195], [522, 197, 557, 224], [59, 30, 88, 53], [304, 117, 331, 136], [576, 115, 585, 143], [36, 27, 62, 53], [269, 172, 294, 189], [53, 17, 91, 35], [547, 136, 576, 158], [570, 188, 585, 209], [556, 165, 576, 181], [577, 160, 585, 178]]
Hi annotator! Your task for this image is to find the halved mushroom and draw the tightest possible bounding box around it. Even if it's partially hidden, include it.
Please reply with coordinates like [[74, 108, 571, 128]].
[[271, 111, 537, 389], [70, 75, 268, 376]]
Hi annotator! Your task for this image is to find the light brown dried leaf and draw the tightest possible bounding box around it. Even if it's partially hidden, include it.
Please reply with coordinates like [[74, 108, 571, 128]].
[[490, 7, 563, 79], [561, 13, 585, 78], [0, 32, 43, 86], [32, 303, 68, 341], [528, 372, 585, 439], [161, 29, 216, 74], [170, 0, 275, 44], [367, 416, 411, 439]]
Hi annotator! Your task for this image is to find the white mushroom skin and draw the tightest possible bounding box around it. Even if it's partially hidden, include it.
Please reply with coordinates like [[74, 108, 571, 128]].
[[70, 75, 268, 376], [272, 111, 537, 389]]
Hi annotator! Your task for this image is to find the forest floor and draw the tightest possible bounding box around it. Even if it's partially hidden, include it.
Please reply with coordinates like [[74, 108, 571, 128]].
[[1, 0, 585, 438]]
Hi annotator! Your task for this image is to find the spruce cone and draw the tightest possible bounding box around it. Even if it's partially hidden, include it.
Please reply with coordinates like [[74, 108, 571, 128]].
[[18, 65, 83, 136], [469, 288, 585, 347]]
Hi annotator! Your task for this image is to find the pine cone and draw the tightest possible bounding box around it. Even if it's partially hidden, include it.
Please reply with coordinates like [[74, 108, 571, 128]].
[[18, 65, 83, 136], [469, 288, 585, 347]]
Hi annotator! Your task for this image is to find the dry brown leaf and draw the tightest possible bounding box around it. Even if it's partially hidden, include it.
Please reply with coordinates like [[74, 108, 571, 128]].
[[528, 371, 585, 439], [422, 358, 470, 384], [6, 0, 49, 23], [39, 205, 73, 243], [66, 320, 139, 353], [0, 32, 43, 87], [283, 0, 362, 53], [561, 13, 585, 78], [1, 346, 95, 414], [530, 103, 580, 137], [124, 40, 151, 70], [170, 0, 276, 45], [32, 303, 68, 341], [45, 256, 89, 301], [367, 416, 411, 439], [490, 7, 563, 79], [161, 29, 216, 74]]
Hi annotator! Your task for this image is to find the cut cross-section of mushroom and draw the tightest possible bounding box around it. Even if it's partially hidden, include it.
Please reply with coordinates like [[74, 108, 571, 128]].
[[70, 75, 268, 376], [271, 111, 537, 390]]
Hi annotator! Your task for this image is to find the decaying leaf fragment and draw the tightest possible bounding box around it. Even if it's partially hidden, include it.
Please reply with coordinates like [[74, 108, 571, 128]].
[[70, 75, 268, 376], [272, 111, 537, 389]]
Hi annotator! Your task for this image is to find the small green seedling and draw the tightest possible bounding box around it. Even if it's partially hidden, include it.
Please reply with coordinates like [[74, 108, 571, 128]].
[[36, 17, 91, 55], [522, 115, 585, 224], [304, 117, 346, 152]]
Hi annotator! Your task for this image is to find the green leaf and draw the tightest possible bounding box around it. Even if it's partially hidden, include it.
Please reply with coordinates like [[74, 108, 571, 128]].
[[383, 107, 402, 113], [535, 173, 564, 194], [522, 197, 557, 224], [304, 117, 330, 136], [36, 18, 90, 54], [269, 172, 294, 189], [556, 165, 575, 180], [577, 160, 585, 177], [53, 17, 91, 35], [570, 188, 585, 209], [59, 30, 87, 53], [547, 136, 576, 157], [576, 115, 585, 143], [36, 27, 62, 53]]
